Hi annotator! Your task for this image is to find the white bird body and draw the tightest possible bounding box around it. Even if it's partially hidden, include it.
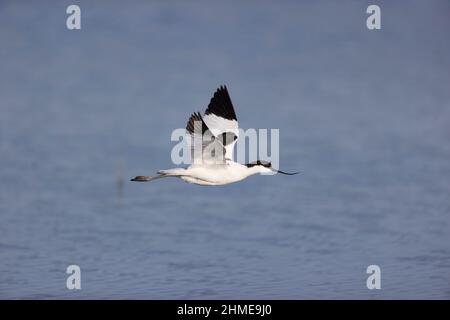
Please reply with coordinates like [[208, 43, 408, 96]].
[[158, 162, 267, 186], [131, 85, 297, 186]]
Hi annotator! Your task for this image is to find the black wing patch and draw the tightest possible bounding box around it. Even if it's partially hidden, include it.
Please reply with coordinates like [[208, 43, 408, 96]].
[[219, 132, 238, 146], [186, 112, 209, 135], [205, 85, 237, 121]]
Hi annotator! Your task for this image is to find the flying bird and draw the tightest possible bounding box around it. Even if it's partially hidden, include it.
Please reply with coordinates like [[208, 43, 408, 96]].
[[131, 86, 298, 185]]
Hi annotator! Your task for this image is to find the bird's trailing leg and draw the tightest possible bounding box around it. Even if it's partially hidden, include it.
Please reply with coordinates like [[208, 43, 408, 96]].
[[131, 174, 167, 182], [131, 169, 185, 182]]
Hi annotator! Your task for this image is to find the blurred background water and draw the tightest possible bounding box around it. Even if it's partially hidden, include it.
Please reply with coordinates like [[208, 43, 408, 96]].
[[0, 0, 449, 299]]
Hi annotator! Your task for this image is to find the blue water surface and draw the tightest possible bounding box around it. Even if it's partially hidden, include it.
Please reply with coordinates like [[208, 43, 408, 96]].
[[0, 1, 449, 299]]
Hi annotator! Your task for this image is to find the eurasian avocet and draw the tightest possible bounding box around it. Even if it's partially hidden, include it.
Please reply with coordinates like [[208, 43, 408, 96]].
[[131, 86, 298, 185]]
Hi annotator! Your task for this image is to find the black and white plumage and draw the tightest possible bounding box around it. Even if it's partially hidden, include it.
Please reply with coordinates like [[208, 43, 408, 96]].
[[131, 85, 298, 185], [185, 86, 238, 165]]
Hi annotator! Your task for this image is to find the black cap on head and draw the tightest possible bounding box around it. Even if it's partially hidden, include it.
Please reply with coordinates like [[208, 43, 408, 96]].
[[245, 160, 272, 168]]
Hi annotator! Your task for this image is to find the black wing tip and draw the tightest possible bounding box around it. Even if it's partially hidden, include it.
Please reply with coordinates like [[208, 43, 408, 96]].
[[215, 85, 229, 98], [205, 84, 237, 121], [186, 112, 209, 135]]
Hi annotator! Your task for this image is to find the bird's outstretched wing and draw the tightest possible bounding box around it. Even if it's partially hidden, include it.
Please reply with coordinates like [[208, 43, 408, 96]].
[[185, 86, 239, 164], [185, 111, 226, 165], [203, 85, 239, 158]]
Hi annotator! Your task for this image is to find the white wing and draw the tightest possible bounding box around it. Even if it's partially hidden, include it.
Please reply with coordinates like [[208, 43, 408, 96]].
[[202, 86, 239, 160], [185, 112, 225, 165], [185, 86, 239, 164]]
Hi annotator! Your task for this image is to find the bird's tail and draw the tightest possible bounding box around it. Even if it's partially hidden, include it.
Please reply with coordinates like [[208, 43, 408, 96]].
[[130, 168, 185, 182]]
